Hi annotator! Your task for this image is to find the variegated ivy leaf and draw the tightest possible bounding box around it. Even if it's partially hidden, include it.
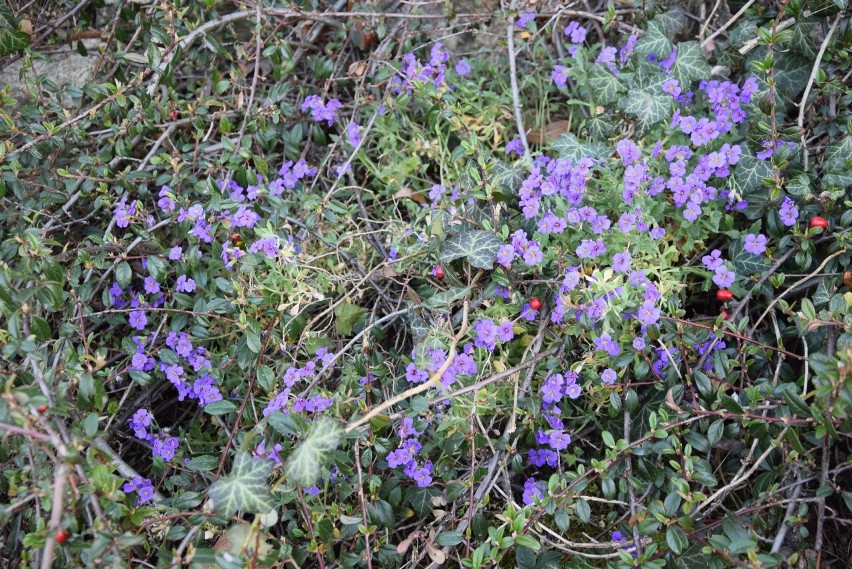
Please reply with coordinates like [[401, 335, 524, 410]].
[[635, 22, 672, 58], [670, 41, 710, 88], [732, 153, 772, 195], [438, 230, 503, 270], [492, 157, 531, 193], [618, 88, 672, 130], [0, 0, 30, 58], [208, 452, 275, 518], [823, 135, 852, 189], [729, 239, 770, 279], [588, 66, 625, 105], [552, 132, 609, 161], [285, 416, 342, 487]]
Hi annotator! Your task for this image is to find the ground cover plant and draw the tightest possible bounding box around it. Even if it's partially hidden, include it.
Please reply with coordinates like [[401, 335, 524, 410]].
[[0, 0, 851, 567]]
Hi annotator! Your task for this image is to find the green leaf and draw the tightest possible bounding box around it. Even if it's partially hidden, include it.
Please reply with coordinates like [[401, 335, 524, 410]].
[[285, 416, 342, 487], [187, 455, 220, 472], [116, 261, 132, 288], [823, 136, 852, 189], [438, 230, 503, 270], [666, 525, 688, 554], [335, 302, 366, 336], [733, 153, 773, 194], [635, 23, 672, 58], [552, 132, 609, 161], [673, 542, 713, 569], [492, 158, 531, 193], [436, 530, 464, 546], [618, 88, 672, 130], [515, 535, 541, 551], [813, 278, 832, 306], [0, 0, 31, 57], [575, 498, 590, 523], [786, 173, 811, 197], [670, 41, 710, 87], [782, 388, 811, 418], [204, 400, 237, 415], [208, 452, 274, 518], [729, 239, 770, 278], [588, 67, 625, 104], [425, 286, 470, 310]]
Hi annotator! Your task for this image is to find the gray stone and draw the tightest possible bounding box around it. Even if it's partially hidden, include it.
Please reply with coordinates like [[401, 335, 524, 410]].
[[0, 38, 102, 107]]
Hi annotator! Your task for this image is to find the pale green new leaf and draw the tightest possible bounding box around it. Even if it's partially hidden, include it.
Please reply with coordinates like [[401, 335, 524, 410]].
[[671, 41, 710, 87], [285, 416, 343, 487], [208, 452, 275, 518], [438, 230, 503, 269]]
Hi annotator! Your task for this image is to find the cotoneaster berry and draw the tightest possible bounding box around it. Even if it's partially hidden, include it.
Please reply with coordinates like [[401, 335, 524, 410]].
[[810, 216, 828, 228], [716, 289, 733, 302], [55, 529, 68, 544], [530, 297, 542, 310], [434, 266, 445, 279]]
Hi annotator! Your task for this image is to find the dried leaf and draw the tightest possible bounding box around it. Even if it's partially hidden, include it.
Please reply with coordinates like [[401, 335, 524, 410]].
[[393, 187, 426, 204], [527, 120, 571, 145], [425, 542, 446, 564]]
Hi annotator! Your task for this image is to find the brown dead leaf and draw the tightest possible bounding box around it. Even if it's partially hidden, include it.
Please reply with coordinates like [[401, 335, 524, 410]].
[[348, 60, 368, 78], [844, 270, 852, 288], [425, 542, 446, 565], [393, 187, 426, 204], [20, 19, 32, 38], [527, 120, 570, 145]]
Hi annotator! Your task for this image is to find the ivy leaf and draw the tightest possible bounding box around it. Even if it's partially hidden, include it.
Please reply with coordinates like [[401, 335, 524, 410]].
[[673, 543, 713, 569], [588, 67, 625, 105], [790, 16, 817, 58], [772, 53, 812, 98], [786, 173, 811, 197], [635, 23, 672, 58], [424, 286, 471, 310], [552, 132, 609, 161], [618, 88, 672, 130], [823, 136, 852, 189], [492, 158, 530, 193], [0, 0, 30, 58], [729, 239, 770, 278], [670, 41, 710, 87], [208, 452, 275, 518], [653, 7, 687, 35], [733, 153, 772, 194], [285, 416, 342, 487], [813, 278, 832, 307], [438, 230, 503, 270]]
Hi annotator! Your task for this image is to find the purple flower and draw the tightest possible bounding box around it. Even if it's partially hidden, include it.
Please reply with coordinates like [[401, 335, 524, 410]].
[[633, 337, 646, 350], [615, 139, 641, 165], [522, 478, 545, 505], [346, 122, 361, 146], [496, 244, 515, 268], [505, 137, 525, 156], [636, 300, 661, 326], [596, 46, 618, 74], [594, 333, 621, 358], [496, 321, 514, 343], [713, 265, 736, 288], [176, 275, 196, 293], [662, 78, 681, 98], [702, 249, 723, 270], [301, 95, 342, 125], [455, 59, 471, 76], [779, 197, 798, 226], [515, 11, 535, 28], [743, 233, 767, 255], [143, 276, 160, 295], [405, 363, 428, 383], [552, 65, 568, 88], [128, 310, 147, 330], [612, 251, 631, 273], [563, 21, 587, 44], [168, 246, 182, 260], [601, 368, 617, 385], [548, 430, 572, 450]]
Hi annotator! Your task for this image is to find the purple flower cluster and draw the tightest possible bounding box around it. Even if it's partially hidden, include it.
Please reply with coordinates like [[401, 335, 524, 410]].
[[472, 318, 514, 350], [522, 477, 546, 505], [404, 344, 478, 390], [392, 42, 454, 93], [497, 229, 544, 267], [129, 408, 180, 462], [113, 196, 139, 228], [262, 350, 337, 417], [386, 417, 434, 487], [301, 95, 342, 125], [123, 475, 156, 505]]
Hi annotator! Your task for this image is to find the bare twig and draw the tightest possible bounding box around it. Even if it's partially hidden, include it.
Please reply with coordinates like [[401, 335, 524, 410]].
[[798, 13, 842, 172], [507, 9, 530, 154], [701, 0, 757, 49]]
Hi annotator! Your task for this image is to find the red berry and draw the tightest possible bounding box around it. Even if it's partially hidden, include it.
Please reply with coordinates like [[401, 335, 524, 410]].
[[435, 266, 445, 279], [530, 297, 542, 310], [168, 110, 177, 120], [716, 289, 734, 302], [55, 529, 68, 544], [36, 405, 47, 413], [810, 216, 828, 228], [721, 309, 730, 321]]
